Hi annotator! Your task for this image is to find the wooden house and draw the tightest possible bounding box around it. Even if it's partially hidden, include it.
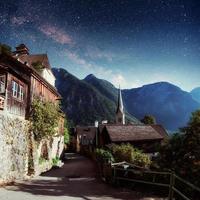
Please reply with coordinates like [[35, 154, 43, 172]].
[[98, 124, 168, 153], [0, 44, 63, 131], [0, 53, 29, 117], [74, 126, 97, 155], [74, 88, 168, 154]]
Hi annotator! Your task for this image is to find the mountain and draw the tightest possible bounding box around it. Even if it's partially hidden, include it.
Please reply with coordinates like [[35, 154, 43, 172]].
[[52, 68, 139, 126], [83, 74, 139, 123], [53, 68, 200, 131], [123, 82, 200, 131], [84, 74, 117, 102], [84, 75, 200, 130], [190, 87, 200, 103]]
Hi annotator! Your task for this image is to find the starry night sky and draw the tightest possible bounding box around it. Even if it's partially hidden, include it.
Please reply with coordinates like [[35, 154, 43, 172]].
[[0, 0, 200, 91]]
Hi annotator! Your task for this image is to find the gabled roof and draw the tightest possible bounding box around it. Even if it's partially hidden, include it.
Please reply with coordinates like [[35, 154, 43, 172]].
[[76, 126, 97, 140], [14, 54, 51, 70], [102, 124, 164, 142], [150, 124, 169, 138], [0, 53, 60, 98]]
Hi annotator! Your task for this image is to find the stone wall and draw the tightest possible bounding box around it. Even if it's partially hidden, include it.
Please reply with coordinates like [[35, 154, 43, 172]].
[[0, 114, 29, 184], [32, 136, 64, 176], [0, 113, 64, 184]]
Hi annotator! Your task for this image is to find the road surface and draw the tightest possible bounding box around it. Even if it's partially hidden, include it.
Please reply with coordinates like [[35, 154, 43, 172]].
[[0, 153, 164, 200]]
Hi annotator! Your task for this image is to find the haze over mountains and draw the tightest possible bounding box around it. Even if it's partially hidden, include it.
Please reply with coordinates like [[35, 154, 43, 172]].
[[190, 87, 200, 103], [52, 68, 200, 132]]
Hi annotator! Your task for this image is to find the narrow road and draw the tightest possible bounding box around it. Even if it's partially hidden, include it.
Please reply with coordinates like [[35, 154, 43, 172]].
[[0, 153, 164, 200]]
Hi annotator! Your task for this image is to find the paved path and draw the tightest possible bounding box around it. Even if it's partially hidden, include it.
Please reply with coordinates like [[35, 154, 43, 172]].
[[0, 153, 164, 200]]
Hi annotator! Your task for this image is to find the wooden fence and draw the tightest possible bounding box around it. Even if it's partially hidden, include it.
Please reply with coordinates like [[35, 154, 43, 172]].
[[109, 161, 200, 200]]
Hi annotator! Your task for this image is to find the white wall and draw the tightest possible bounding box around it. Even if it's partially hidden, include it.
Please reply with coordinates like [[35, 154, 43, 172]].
[[41, 69, 56, 87]]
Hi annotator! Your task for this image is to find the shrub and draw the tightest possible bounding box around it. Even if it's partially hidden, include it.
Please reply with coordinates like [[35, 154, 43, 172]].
[[133, 148, 151, 167], [111, 143, 151, 168], [64, 119, 70, 145], [95, 148, 114, 163], [52, 156, 60, 166], [64, 128, 70, 144], [31, 61, 44, 72], [30, 98, 62, 141], [111, 143, 133, 163], [0, 44, 11, 54]]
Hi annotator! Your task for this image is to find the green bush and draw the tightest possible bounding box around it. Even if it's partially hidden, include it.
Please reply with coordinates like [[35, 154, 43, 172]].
[[30, 98, 62, 141], [64, 119, 70, 144], [0, 44, 11, 54], [111, 143, 133, 163], [64, 127, 70, 144], [111, 143, 151, 168], [31, 61, 44, 72], [95, 148, 114, 163], [52, 156, 60, 166]]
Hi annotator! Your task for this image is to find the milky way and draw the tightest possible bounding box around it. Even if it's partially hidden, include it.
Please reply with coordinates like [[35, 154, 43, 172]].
[[0, 0, 200, 91]]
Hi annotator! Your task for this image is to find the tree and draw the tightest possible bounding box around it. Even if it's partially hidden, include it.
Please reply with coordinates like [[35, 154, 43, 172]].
[[180, 110, 200, 185], [31, 61, 44, 72], [0, 44, 11, 54], [156, 109, 200, 186], [141, 115, 156, 125], [156, 133, 185, 171]]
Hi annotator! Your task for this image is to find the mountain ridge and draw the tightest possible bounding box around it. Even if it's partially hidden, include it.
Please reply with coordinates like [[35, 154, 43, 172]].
[[52, 68, 139, 126], [52, 68, 200, 131]]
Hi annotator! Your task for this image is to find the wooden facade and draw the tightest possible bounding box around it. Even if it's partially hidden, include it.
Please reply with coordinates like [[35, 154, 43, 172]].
[[30, 75, 59, 103], [6, 73, 28, 116], [0, 57, 29, 117], [0, 48, 62, 124]]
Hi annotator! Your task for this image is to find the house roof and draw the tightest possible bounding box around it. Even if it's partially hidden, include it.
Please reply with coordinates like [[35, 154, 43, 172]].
[[76, 126, 97, 141], [102, 124, 164, 142], [14, 54, 52, 70], [150, 124, 168, 138], [0, 53, 60, 98]]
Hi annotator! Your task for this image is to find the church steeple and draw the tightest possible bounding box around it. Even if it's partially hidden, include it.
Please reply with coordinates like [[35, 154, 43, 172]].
[[116, 86, 125, 125]]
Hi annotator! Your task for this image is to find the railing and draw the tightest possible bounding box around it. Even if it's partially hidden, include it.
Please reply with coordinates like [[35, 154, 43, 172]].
[[111, 162, 200, 200]]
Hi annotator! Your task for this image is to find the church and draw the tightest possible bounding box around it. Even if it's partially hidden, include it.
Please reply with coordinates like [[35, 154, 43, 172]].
[[74, 87, 168, 154]]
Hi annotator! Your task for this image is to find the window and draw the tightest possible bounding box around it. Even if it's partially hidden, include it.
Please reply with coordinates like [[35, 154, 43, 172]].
[[18, 85, 24, 101], [12, 81, 25, 101], [12, 81, 18, 98], [0, 75, 5, 93]]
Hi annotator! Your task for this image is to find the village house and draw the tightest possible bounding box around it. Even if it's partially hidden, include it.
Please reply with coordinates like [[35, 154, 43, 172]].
[[0, 44, 65, 183], [74, 126, 97, 156], [74, 88, 168, 154], [0, 44, 61, 118]]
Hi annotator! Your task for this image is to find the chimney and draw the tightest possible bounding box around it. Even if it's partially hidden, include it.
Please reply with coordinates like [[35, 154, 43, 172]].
[[14, 44, 29, 55]]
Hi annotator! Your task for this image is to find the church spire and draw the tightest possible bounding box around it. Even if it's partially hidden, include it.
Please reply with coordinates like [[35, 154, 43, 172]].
[[116, 86, 125, 125]]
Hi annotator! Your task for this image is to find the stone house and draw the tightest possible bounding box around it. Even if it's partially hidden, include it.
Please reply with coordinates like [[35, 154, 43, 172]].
[[0, 44, 65, 184]]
